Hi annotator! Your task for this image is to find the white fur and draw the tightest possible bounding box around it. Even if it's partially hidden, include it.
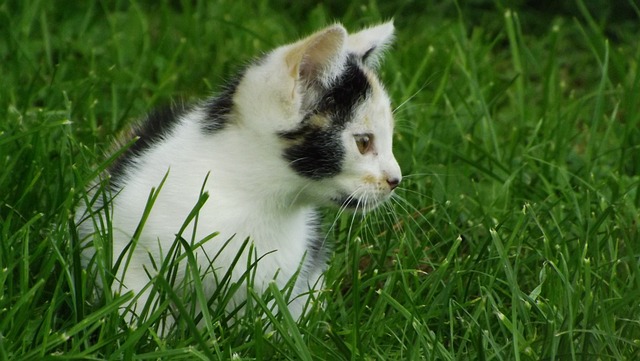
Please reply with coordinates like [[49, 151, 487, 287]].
[[77, 22, 401, 327]]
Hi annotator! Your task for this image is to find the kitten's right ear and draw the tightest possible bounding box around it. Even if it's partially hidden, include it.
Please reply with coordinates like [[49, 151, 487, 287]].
[[347, 21, 395, 69], [285, 24, 348, 87]]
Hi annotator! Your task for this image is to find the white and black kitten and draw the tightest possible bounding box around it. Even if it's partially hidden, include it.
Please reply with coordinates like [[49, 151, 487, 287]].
[[77, 21, 402, 326]]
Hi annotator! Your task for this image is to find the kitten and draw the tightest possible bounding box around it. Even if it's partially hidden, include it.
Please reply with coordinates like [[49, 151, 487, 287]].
[[77, 21, 402, 327]]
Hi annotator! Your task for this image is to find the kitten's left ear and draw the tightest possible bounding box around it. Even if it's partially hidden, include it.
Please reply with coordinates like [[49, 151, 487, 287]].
[[347, 21, 395, 69]]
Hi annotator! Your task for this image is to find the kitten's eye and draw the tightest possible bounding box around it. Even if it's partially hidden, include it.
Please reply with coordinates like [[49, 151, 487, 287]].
[[354, 134, 373, 154]]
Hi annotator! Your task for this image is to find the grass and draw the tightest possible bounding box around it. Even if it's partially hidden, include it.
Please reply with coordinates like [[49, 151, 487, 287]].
[[1, 0, 639, 359]]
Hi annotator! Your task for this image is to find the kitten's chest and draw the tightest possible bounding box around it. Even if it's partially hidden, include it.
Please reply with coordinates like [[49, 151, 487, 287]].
[[113, 180, 322, 282], [143, 178, 313, 244], [199, 199, 317, 250], [192, 201, 321, 285]]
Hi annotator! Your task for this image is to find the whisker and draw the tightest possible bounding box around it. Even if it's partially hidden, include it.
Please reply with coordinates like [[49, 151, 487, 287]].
[[322, 198, 352, 248], [288, 180, 314, 207], [400, 173, 439, 179], [375, 201, 404, 242], [346, 192, 363, 241], [392, 76, 435, 115], [322, 184, 368, 251], [395, 186, 433, 201], [389, 194, 445, 243]]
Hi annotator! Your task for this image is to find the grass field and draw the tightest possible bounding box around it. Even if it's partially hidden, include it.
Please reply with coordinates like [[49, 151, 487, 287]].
[[2, 0, 639, 359]]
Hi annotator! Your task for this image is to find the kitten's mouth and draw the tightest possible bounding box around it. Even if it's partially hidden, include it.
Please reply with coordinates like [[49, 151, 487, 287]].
[[332, 194, 383, 211]]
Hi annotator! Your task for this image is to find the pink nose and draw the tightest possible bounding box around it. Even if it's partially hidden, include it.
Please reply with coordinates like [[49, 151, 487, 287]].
[[387, 177, 400, 190]]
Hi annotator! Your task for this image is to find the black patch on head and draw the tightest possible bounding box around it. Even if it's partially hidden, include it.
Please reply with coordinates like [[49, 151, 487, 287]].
[[280, 56, 371, 179], [109, 103, 189, 186], [316, 56, 371, 126], [282, 128, 346, 179]]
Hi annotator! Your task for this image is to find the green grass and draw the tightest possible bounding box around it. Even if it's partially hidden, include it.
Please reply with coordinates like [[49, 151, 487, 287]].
[[2, 0, 640, 359]]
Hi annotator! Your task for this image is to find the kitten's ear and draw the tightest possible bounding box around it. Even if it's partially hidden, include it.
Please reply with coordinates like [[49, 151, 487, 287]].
[[285, 24, 347, 86], [347, 21, 395, 69]]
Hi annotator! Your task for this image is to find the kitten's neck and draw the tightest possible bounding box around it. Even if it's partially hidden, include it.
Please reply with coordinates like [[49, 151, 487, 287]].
[[189, 124, 312, 212]]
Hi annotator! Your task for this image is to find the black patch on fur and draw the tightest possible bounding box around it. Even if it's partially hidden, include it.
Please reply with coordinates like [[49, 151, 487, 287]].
[[108, 70, 243, 186], [109, 103, 189, 186], [316, 57, 371, 126], [283, 128, 346, 179], [280, 57, 371, 179], [201, 74, 242, 133], [305, 212, 328, 269]]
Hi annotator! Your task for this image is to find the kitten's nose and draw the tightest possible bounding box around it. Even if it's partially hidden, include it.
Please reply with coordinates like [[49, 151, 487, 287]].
[[386, 177, 400, 190]]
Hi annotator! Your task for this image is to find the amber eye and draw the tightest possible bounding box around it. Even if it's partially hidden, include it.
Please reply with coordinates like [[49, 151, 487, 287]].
[[355, 134, 373, 154]]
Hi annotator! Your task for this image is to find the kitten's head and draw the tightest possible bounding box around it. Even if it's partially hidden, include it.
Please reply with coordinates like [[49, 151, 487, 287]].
[[236, 22, 401, 211]]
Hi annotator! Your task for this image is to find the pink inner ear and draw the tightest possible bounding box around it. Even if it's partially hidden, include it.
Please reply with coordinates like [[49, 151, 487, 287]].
[[287, 25, 347, 86]]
